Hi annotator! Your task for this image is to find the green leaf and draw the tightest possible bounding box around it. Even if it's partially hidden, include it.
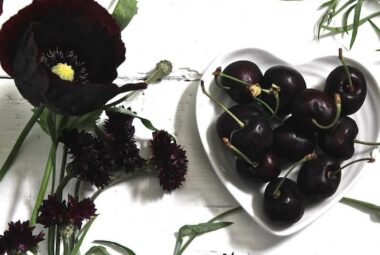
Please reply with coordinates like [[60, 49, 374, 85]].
[[369, 19, 380, 38], [342, 4, 356, 34], [179, 222, 233, 237], [321, 11, 380, 33], [350, 0, 364, 48], [70, 217, 97, 255], [38, 109, 101, 135], [85, 246, 111, 255], [63, 110, 102, 132], [108, 107, 159, 131], [112, 0, 138, 31], [341, 197, 380, 214], [94, 240, 136, 255]]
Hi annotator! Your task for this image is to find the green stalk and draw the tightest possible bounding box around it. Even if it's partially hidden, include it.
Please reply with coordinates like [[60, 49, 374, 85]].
[[0, 106, 45, 181], [176, 207, 242, 255], [48, 226, 56, 255], [29, 143, 56, 226]]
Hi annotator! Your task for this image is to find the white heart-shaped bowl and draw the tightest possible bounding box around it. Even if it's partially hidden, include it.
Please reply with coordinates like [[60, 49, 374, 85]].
[[195, 48, 380, 236]]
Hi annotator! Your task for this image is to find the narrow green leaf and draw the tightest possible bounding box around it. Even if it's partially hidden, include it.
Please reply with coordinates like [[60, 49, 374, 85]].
[[85, 246, 111, 255], [342, 4, 357, 34], [341, 197, 380, 213], [64, 110, 102, 132], [108, 107, 159, 131], [319, 0, 334, 10], [321, 11, 380, 33], [94, 240, 136, 255], [369, 19, 380, 38], [71, 217, 97, 255], [112, 0, 138, 31], [350, 0, 364, 48], [179, 222, 233, 237], [0, 106, 44, 181], [333, 0, 356, 18]]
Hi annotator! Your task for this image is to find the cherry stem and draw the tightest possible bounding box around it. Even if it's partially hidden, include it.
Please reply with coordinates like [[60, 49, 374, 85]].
[[330, 156, 375, 176], [0, 75, 12, 79], [272, 153, 317, 199], [312, 93, 341, 129], [223, 138, 259, 167], [200, 80, 245, 128], [339, 48, 354, 92], [354, 139, 380, 146]]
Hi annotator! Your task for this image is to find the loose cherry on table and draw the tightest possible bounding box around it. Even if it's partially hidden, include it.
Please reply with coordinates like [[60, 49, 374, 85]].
[[291, 88, 341, 131], [260, 65, 307, 116], [201, 81, 273, 157], [263, 153, 317, 224], [324, 48, 367, 115], [318, 116, 380, 160], [297, 155, 375, 200], [273, 117, 316, 161]]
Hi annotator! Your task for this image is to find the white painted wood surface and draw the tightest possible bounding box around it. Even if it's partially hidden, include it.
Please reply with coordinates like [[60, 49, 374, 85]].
[[1, 0, 380, 254]]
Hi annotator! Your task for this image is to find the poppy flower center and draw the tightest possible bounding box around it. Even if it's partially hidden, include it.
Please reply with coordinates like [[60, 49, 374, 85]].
[[51, 63, 74, 81], [40, 48, 89, 83]]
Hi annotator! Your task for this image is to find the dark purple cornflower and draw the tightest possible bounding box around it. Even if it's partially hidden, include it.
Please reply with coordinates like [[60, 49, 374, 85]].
[[37, 195, 67, 228], [61, 129, 113, 188], [67, 195, 97, 229], [0, 220, 44, 255], [150, 130, 188, 192], [104, 108, 145, 172]]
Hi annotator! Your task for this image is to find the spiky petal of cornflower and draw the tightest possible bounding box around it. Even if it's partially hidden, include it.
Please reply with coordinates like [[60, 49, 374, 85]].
[[67, 195, 97, 229], [37, 195, 67, 228], [150, 130, 188, 192], [104, 108, 145, 172], [0, 220, 44, 255], [61, 129, 113, 188]]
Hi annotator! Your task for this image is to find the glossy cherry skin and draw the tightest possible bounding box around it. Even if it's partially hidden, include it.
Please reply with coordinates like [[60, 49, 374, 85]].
[[297, 156, 341, 200], [291, 88, 337, 130], [263, 178, 304, 224], [219, 60, 263, 104], [325, 65, 366, 115], [235, 151, 281, 183], [260, 65, 307, 116], [230, 115, 273, 157], [216, 102, 268, 140], [318, 116, 358, 160], [273, 117, 316, 161]]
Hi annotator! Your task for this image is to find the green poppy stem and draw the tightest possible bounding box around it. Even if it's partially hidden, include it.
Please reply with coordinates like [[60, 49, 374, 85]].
[[0, 106, 45, 181], [30, 142, 56, 226]]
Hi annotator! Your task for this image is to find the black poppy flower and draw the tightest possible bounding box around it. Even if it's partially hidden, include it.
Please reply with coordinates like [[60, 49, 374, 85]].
[[105, 108, 145, 171], [0, 0, 146, 115], [62, 129, 113, 188], [67, 195, 96, 229], [150, 130, 188, 192], [0, 220, 44, 255], [37, 195, 67, 228]]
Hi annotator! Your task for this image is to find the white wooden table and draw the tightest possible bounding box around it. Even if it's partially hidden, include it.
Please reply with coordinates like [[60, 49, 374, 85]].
[[1, 0, 380, 254]]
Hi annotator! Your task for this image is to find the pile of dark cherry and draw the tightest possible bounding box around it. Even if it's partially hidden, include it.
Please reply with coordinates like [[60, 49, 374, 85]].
[[204, 55, 374, 225]]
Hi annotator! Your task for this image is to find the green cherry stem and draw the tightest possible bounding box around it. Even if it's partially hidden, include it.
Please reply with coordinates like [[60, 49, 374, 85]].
[[223, 138, 259, 167], [312, 93, 341, 129], [213, 67, 272, 96], [330, 156, 375, 176], [200, 80, 245, 128], [0, 75, 12, 79], [272, 152, 317, 199], [0, 106, 45, 181], [339, 48, 354, 92]]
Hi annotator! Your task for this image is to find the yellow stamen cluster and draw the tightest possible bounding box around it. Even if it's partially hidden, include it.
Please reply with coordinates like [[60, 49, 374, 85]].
[[51, 63, 75, 82]]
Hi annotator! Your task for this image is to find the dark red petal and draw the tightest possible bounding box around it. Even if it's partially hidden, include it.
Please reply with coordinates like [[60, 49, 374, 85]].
[[13, 27, 145, 115], [0, 0, 124, 78]]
